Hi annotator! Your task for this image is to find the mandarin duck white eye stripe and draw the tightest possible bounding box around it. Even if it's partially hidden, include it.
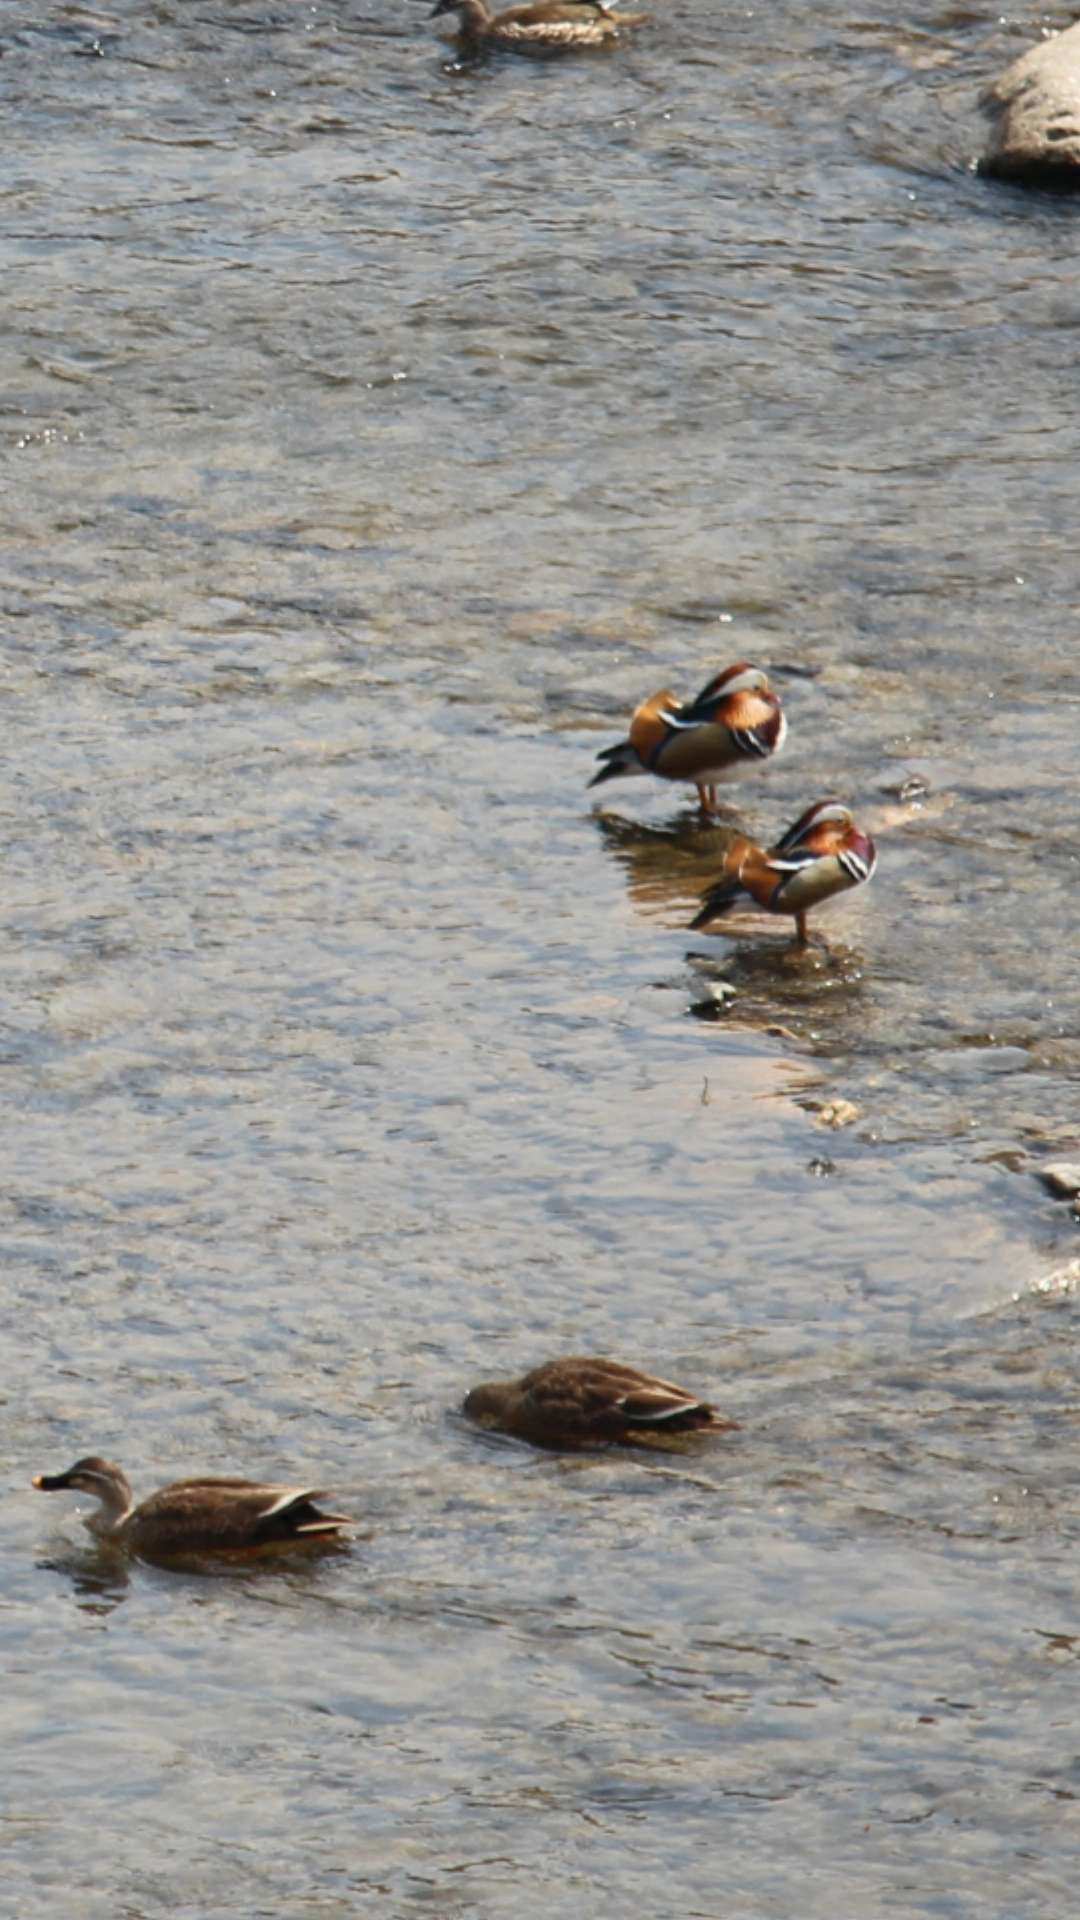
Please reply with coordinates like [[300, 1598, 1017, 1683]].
[[677, 662, 774, 718], [772, 797, 853, 852]]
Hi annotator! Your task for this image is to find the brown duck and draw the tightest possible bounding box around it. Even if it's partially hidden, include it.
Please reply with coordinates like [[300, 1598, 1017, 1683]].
[[463, 1357, 736, 1448], [32, 1456, 350, 1560], [430, 0, 648, 57]]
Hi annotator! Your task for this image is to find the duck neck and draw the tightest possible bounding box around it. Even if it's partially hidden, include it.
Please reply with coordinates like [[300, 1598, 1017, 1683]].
[[456, 0, 494, 40], [86, 1471, 136, 1537]]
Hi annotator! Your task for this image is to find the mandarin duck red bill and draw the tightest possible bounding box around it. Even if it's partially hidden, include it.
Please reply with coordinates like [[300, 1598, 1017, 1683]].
[[463, 1356, 737, 1449], [429, 0, 648, 55], [589, 662, 787, 814], [690, 798, 876, 946]]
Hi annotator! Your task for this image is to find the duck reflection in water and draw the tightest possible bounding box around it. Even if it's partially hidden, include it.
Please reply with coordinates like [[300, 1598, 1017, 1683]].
[[36, 1547, 133, 1608], [593, 808, 747, 923]]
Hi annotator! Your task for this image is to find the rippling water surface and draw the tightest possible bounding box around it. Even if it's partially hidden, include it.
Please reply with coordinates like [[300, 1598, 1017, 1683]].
[[3, 0, 1079, 1913]]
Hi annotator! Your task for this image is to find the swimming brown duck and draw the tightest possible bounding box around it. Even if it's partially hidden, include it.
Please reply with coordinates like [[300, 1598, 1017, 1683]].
[[463, 1357, 736, 1448], [32, 1456, 350, 1560], [430, 0, 648, 58]]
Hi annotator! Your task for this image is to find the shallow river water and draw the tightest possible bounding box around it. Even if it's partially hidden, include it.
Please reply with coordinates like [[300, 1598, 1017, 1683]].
[[2, 0, 1079, 1914]]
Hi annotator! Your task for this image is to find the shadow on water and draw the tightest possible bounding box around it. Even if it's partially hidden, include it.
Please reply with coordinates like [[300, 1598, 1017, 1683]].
[[684, 943, 874, 1062], [35, 1548, 132, 1612]]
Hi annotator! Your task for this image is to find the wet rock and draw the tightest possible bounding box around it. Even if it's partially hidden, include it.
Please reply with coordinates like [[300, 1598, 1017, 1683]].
[[819, 1099, 860, 1131], [688, 979, 737, 1021], [1038, 1161, 1080, 1199], [1019, 1257, 1080, 1302], [980, 23, 1080, 190], [701, 979, 738, 1004], [771, 660, 823, 681]]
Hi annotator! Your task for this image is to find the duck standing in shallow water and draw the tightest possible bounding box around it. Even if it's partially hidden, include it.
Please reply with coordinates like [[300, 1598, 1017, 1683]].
[[32, 1456, 350, 1560], [430, 0, 648, 57], [463, 1357, 737, 1448], [589, 663, 787, 815], [690, 798, 876, 947]]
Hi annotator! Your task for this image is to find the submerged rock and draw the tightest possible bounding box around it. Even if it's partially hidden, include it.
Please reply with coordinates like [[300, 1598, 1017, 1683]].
[[1038, 1160, 1080, 1199], [980, 23, 1080, 189], [814, 1098, 860, 1132]]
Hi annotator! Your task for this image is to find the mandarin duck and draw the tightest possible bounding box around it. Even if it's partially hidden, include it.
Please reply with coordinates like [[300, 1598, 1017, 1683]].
[[32, 1456, 350, 1560], [690, 797, 876, 946], [463, 1356, 737, 1449], [588, 662, 786, 814]]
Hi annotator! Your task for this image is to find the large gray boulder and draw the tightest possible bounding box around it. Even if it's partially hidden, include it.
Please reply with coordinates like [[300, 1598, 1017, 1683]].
[[980, 21, 1080, 188]]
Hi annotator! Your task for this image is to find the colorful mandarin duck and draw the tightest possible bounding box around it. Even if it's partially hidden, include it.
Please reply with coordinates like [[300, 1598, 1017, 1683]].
[[429, 0, 647, 56], [462, 1356, 737, 1449], [32, 1456, 350, 1562], [588, 663, 786, 814], [690, 798, 876, 947]]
